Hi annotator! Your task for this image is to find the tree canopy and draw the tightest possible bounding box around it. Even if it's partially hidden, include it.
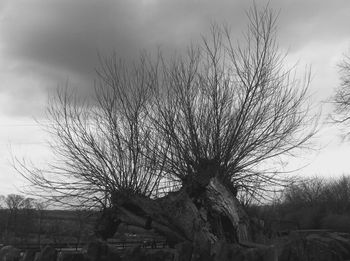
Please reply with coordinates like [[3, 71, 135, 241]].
[[16, 5, 316, 209]]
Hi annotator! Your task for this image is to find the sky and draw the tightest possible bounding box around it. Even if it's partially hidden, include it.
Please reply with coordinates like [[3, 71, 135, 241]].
[[0, 0, 350, 195]]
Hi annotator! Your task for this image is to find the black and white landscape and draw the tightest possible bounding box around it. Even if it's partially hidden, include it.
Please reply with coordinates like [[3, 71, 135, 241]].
[[0, 1, 350, 260]]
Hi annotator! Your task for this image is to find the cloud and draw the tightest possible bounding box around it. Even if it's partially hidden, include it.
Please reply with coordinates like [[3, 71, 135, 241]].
[[0, 0, 349, 117], [276, 0, 350, 52], [0, 0, 245, 73], [1, 0, 350, 194]]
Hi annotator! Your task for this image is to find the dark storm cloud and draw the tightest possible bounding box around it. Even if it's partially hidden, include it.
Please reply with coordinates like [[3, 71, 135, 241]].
[[0, 0, 350, 117], [0, 0, 247, 76]]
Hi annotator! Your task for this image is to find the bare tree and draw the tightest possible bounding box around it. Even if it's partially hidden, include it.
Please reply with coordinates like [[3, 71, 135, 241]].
[[283, 177, 325, 207], [331, 51, 350, 134], [2, 194, 35, 243], [4, 194, 27, 210], [16, 5, 317, 251], [0, 195, 5, 208], [3, 194, 26, 242], [17, 55, 162, 209]]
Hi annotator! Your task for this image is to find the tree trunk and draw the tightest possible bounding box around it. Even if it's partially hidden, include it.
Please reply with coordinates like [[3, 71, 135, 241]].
[[96, 176, 249, 250]]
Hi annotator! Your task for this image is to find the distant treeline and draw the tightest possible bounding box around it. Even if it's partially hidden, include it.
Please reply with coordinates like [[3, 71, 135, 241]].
[[246, 175, 350, 234], [0, 195, 97, 245]]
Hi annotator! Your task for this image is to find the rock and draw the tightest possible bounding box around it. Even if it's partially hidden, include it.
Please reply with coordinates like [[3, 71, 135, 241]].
[[211, 241, 244, 261], [35, 246, 57, 261], [261, 245, 278, 261], [84, 240, 122, 261], [239, 242, 278, 261], [0, 246, 21, 261], [58, 252, 85, 261], [243, 245, 278, 261], [145, 250, 174, 261], [279, 232, 348, 261], [175, 241, 193, 261], [22, 249, 36, 261], [105, 245, 122, 261], [210, 241, 279, 261], [120, 245, 175, 261], [33, 252, 41, 261], [307, 234, 348, 260], [85, 240, 108, 261], [121, 245, 144, 261], [328, 232, 350, 258]]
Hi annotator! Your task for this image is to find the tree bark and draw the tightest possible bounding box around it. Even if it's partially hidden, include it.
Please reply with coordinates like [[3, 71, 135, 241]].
[[96, 176, 249, 248]]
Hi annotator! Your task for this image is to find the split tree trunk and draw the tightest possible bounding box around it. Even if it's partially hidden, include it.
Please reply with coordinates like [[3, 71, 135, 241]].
[[96, 176, 250, 250]]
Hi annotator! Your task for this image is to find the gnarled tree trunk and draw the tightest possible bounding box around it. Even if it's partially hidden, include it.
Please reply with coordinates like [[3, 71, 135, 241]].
[[96, 174, 249, 251]]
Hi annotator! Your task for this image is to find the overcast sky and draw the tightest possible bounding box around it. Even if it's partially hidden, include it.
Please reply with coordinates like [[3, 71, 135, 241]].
[[0, 0, 350, 195]]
